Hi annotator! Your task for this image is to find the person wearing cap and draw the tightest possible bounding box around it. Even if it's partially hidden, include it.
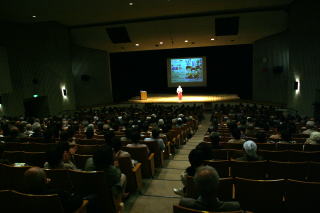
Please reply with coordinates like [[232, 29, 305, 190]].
[[236, 140, 263, 161], [305, 131, 320, 144]]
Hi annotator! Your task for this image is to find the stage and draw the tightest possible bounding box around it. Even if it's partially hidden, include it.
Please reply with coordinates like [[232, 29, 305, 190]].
[[128, 94, 240, 104]]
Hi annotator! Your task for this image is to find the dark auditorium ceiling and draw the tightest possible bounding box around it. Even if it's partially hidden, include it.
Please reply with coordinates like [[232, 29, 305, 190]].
[[0, 0, 294, 52]]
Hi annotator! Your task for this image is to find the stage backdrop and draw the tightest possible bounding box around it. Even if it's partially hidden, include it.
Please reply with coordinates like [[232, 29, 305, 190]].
[[110, 44, 252, 102]]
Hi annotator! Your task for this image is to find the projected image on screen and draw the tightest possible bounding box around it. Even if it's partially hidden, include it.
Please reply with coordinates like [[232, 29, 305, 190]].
[[167, 57, 207, 87]]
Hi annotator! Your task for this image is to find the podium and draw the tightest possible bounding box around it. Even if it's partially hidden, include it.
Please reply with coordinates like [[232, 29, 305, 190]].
[[140, 91, 147, 100]]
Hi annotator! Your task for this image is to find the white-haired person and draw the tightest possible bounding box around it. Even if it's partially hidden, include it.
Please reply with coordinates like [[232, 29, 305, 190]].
[[179, 166, 240, 212], [304, 131, 320, 144], [236, 140, 263, 161], [302, 120, 317, 135]]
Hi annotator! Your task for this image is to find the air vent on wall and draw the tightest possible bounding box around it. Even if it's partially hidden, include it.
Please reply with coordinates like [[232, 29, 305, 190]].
[[106, 27, 131, 43]]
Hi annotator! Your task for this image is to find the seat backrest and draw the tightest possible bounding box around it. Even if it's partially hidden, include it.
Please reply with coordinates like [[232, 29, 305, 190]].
[[222, 143, 243, 150], [277, 143, 303, 151], [6, 164, 32, 191], [68, 170, 116, 213], [231, 160, 267, 179], [45, 169, 73, 191], [3, 142, 25, 151], [219, 177, 234, 201], [204, 160, 230, 178], [77, 145, 103, 155], [235, 177, 285, 212], [2, 151, 24, 164], [173, 205, 242, 213], [122, 146, 149, 164], [5, 190, 64, 213], [23, 151, 46, 167], [286, 179, 320, 212], [256, 143, 276, 151], [77, 139, 105, 145], [74, 154, 92, 169], [0, 164, 9, 190], [304, 144, 320, 151], [268, 161, 307, 180], [24, 143, 57, 152], [258, 150, 289, 162], [211, 149, 228, 160], [227, 149, 244, 160], [307, 161, 320, 181]]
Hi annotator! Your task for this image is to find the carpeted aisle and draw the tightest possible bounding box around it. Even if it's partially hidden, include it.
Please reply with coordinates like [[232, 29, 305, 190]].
[[126, 113, 210, 213]]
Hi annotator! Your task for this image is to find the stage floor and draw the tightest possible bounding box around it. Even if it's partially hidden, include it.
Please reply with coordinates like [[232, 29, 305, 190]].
[[128, 94, 239, 103]]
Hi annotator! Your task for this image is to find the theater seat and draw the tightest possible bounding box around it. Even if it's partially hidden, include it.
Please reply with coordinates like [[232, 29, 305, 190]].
[[173, 205, 242, 213], [118, 156, 142, 193]]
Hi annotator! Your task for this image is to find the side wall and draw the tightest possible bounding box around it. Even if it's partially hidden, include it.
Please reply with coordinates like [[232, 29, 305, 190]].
[[0, 22, 76, 116], [252, 33, 289, 104], [72, 45, 113, 108], [287, 0, 320, 116]]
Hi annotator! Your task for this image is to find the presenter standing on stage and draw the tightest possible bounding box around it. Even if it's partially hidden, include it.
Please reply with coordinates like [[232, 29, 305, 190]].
[[177, 85, 183, 100]]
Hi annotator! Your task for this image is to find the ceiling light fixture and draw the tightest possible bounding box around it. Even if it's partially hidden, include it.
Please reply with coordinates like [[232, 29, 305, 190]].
[[184, 40, 189, 43], [211, 38, 215, 41], [159, 41, 164, 45], [129, 2, 134, 6], [32, 15, 37, 18], [135, 43, 140, 46]]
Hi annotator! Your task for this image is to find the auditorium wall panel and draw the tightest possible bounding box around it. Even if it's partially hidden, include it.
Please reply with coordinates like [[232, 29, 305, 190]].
[[287, 0, 320, 116], [0, 22, 76, 116], [72, 45, 113, 108], [252, 32, 289, 104]]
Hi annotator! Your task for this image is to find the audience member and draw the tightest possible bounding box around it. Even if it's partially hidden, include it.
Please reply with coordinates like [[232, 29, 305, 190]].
[[179, 166, 240, 212], [144, 127, 165, 151], [305, 131, 320, 144], [236, 140, 263, 161], [228, 128, 245, 143]]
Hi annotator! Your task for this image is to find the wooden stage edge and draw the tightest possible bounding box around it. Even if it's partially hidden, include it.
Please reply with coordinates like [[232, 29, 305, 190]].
[[128, 94, 240, 104]]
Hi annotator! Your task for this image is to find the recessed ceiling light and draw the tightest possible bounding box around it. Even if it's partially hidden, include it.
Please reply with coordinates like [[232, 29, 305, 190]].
[[184, 40, 189, 43], [32, 15, 37, 18], [211, 38, 215, 41], [135, 43, 140, 46], [129, 2, 133, 6], [159, 41, 164, 45]]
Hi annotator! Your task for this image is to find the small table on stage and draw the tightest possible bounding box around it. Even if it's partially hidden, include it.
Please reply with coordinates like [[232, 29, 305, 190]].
[[140, 91, 147, 100]]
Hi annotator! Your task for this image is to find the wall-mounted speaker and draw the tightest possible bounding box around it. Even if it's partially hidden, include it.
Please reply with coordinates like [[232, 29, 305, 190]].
[[294, 81, 299, 90], [63, 89, 67, 96], [215, 17, 239, 36], [273, 66, 284, 74], [0, 96, 2, 104], [106, 27, 131, 43], [81, 74, 91, 82]]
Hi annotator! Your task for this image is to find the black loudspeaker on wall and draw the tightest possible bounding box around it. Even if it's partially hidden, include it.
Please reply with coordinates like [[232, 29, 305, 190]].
[[273, 66, 284, 74], [0, 96, 2, 104], [294, 81, 299, 90]]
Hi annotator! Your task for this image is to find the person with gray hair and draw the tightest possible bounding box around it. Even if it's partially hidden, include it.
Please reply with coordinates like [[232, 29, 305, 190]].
[[236, 140, 263, 161], [305, 131, 320, 144], [179, 166, 240, 212]]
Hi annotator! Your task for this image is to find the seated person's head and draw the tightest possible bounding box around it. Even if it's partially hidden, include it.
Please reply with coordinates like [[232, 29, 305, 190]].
[[280, 129, 292, 141], [188, 149, 205, 168], [231, 128, 241, 140], [24, 167, 49, 194], [93, 145, 114, 170], [110, 137, 122, 152], [129, 129, 141, 143], [255, 131, 267, 143], [194, 166, 220, 198], [151, 128, 160, 138], [310, 131, 320, 144], [209, 132, 220, 145], [196, 142, 213, 160], [104, 129, 115, 144], [243, 140, 258, 157], [9, 126, 19, 138], [46, 149, 64, 169]]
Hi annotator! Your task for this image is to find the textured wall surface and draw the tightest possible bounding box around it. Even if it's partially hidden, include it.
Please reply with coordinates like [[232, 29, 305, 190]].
[[72, 45, 113, 108], [0, 22, 76, 116]]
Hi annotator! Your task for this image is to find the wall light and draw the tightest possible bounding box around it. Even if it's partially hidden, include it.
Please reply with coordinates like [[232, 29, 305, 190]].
[[294, 78, 300, 94], [61, 86, 68, 99]]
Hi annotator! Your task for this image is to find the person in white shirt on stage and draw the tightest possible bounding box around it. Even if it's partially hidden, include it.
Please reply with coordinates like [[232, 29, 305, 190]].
[[177, 85, 183, 100]]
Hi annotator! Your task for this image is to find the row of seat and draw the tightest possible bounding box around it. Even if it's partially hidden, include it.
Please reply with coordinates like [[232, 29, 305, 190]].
[[204, 160, 320, 181], [209, 141, 320, 151], [182, 177, 320, 213], [0, 163, 117, 212], [211, 148, 320, 162]]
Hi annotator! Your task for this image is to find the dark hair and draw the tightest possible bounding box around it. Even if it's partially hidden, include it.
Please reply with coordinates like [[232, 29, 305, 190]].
[[104, 129, 115, 144], [46, 149, 64, 169], [129, 129, 141, 143], [188, 149, 204, 168], [93, 145, 114, 170], [85, 129, 94, 139], [151, 128, 160, 138], [209, 132, 220, 145], [231, 128, 241, 140], [110, 137, 122, 152], [196, 142, 214, 160], [281, 129, 292, 142]]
